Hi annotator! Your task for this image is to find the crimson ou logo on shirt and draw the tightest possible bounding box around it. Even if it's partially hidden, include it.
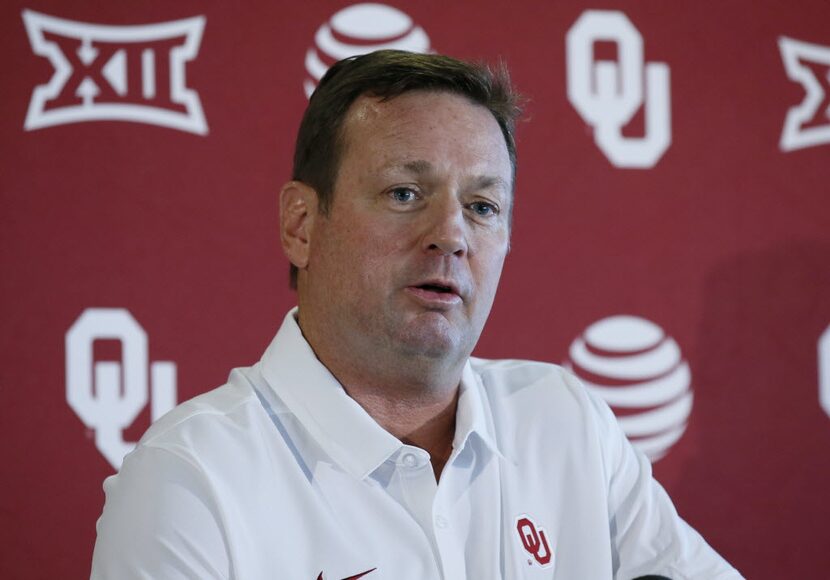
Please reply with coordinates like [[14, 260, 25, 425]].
[[565, 315, 693, 462], [303, 3, 431, 98], [515, 515, 553, 569]]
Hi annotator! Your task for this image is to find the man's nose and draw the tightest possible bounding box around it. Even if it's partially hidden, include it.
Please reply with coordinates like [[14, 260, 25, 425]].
[[421, 196, 468, 257]]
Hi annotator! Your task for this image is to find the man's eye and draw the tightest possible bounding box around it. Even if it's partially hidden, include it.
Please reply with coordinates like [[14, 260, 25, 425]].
[[469, 201, 499, 217], [390, 188, 418, 203]]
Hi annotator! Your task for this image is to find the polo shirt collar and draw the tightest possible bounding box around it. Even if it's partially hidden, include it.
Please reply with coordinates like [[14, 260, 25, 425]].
[[259, 308, 400, 480], [456, 362, 507, 462], [259, 308, 505, 479]]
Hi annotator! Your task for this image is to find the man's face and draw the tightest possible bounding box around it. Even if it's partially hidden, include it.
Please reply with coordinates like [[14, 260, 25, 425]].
[[300, 90, 512, 367]]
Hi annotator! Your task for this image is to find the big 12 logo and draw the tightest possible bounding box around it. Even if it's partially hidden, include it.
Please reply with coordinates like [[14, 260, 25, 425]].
[[779, 36, 830, 152], [22, 10, 207, 134]]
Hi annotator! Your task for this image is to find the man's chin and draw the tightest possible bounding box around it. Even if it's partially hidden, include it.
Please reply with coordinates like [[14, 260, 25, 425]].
[[395, 315, 466, 359]]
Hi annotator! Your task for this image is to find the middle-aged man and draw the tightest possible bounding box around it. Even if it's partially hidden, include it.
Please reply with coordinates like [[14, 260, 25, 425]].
[[91, 50, 743, 579]]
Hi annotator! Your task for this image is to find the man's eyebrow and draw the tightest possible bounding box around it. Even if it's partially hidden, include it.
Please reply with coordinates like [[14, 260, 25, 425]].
[[401, 160, 433, 174], [396, 160, 510, 191], [472, 175, 510, 191]]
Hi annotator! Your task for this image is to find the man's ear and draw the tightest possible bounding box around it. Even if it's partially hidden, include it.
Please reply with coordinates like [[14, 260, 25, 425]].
[[279, 181, 319, 271]]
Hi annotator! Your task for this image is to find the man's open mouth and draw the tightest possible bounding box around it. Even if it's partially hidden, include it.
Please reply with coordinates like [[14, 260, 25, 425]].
[[417, 283, 454, 294]]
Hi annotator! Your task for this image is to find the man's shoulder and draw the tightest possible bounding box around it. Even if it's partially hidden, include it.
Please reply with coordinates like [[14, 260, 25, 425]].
[[469, 356, 584, 397], [135, 367, 266, 455], [468, 355, 607, 426]]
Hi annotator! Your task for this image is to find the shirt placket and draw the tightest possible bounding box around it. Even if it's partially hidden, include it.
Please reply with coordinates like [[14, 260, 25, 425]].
[[395, 446, 446, 578], [432, 449, 471, 580]]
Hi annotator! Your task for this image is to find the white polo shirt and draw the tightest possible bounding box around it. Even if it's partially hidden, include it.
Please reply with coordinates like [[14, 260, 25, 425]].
[[91, 309, 742, 579]]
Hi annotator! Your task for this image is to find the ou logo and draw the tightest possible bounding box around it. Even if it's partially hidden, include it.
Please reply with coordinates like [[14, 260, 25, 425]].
[[66, 308, 176, 469], [516, 515, 553, 568], [566, 10, 671, 168]]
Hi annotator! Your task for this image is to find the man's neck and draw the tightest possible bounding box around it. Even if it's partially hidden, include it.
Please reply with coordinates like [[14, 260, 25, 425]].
[[296, 308, 469, 479], [342, 383, 460, 480], [306, 336, 464, 480]]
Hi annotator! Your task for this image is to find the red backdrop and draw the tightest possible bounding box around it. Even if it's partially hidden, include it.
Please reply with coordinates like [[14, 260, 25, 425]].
[[2, 1, 829, 577]]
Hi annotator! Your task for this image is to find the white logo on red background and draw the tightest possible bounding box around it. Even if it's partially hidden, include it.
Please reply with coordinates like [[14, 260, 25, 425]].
[[566, 10, 671, 168], [778, 36, 830, 151], [515, 514, 553, 568], [22, 10, 207, 134], [820, 324, 830, 420], [304, 3, 431, 98], [565, 315, 693, 462], [66, 308, 177, 469]]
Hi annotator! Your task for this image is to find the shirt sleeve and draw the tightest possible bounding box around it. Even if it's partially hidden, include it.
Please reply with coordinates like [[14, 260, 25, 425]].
[[583, 389, 745, 580], [90, 444, 230, 580]]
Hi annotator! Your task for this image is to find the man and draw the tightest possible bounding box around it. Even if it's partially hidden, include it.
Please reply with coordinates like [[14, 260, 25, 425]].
[[91, 50, 742, 579]]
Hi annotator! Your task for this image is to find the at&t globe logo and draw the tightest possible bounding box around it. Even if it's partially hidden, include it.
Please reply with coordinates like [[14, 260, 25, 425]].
[[304, 3, 431, 98], [565, 315, 693, 462]]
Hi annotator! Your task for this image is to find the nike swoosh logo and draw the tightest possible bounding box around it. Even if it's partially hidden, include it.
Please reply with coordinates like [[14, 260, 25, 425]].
[[343, 569, 376, 580], [316, 568, 376, 580]]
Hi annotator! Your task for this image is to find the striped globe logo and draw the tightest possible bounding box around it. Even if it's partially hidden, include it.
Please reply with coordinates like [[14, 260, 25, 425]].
[[565, 315, 693, 462], [304, 3, 431, 98]]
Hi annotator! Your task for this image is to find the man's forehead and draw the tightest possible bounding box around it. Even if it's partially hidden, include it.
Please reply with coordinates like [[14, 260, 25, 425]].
[[342, 90, 492, 135], [341, 92, 423, 139], [346, 94, 386, 124], [340, 91, 508, 159], [335, 90, 514, 195]]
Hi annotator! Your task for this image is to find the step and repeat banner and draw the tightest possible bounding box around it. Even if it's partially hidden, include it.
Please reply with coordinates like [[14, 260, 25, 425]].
[[2, 0, 829, 577]]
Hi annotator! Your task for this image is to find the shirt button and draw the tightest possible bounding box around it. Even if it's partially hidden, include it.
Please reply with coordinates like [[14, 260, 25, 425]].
[[435, 515, 449, 529], [401, 453, 418, 468]]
